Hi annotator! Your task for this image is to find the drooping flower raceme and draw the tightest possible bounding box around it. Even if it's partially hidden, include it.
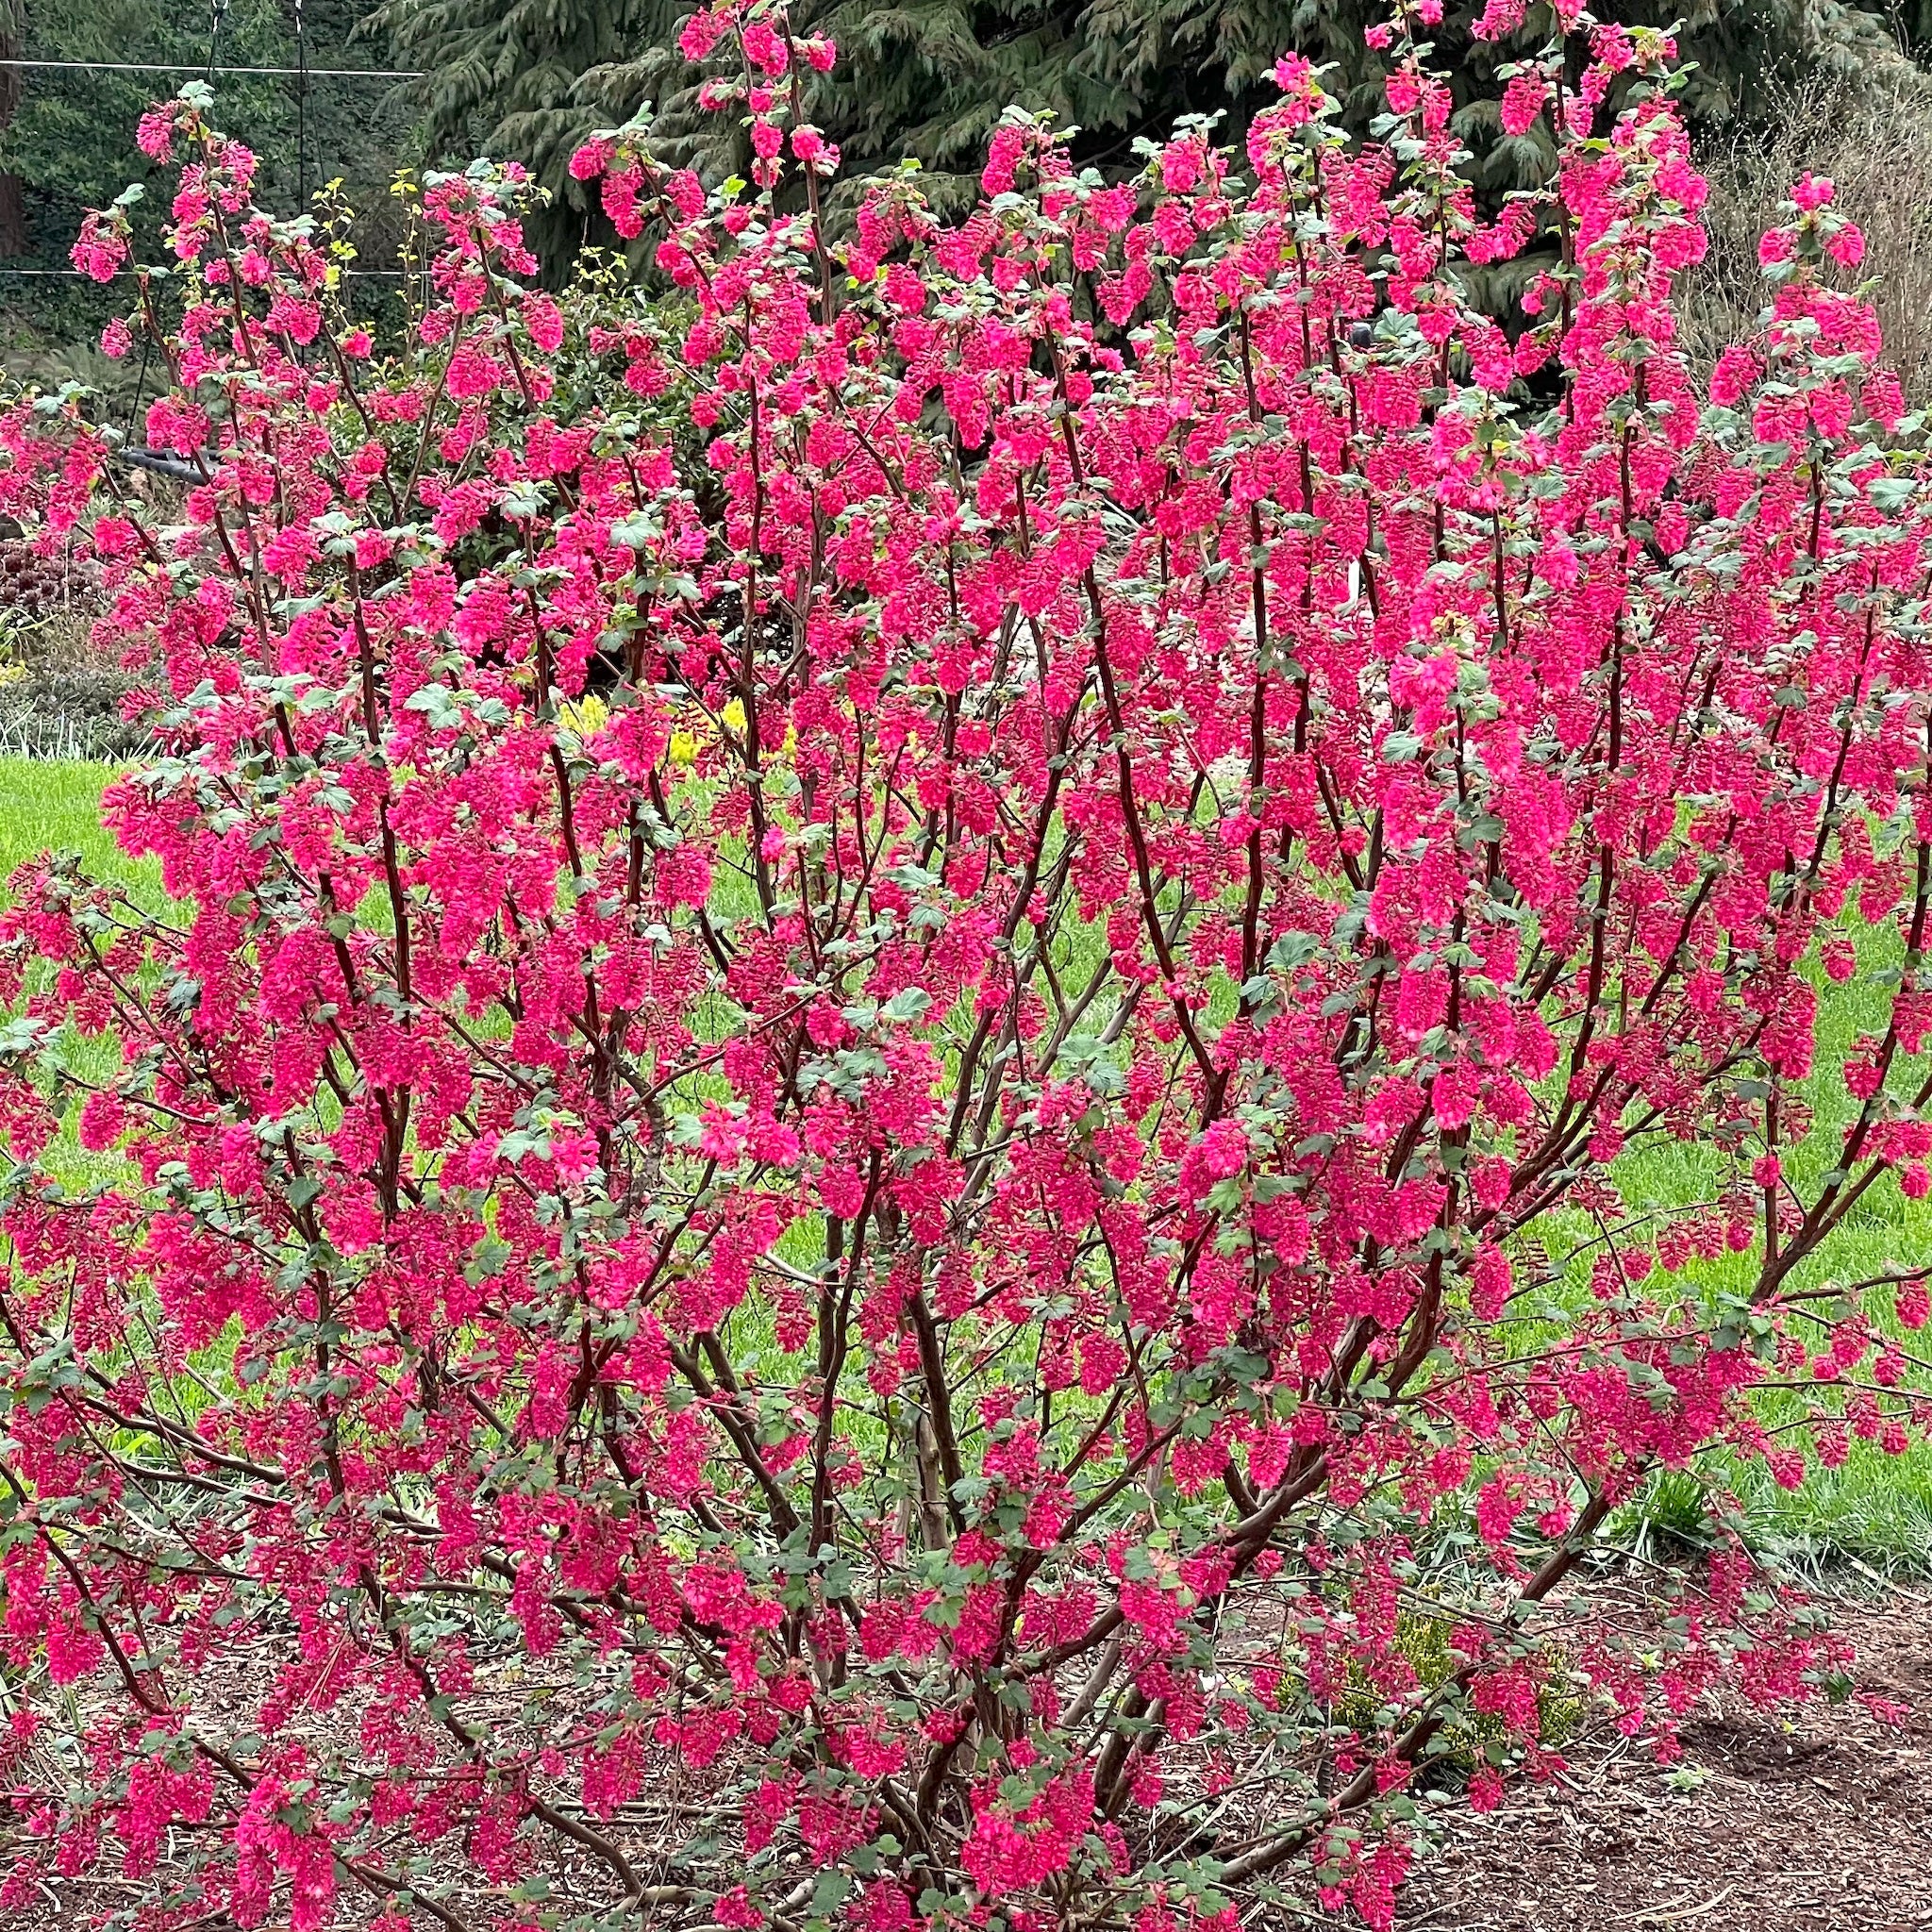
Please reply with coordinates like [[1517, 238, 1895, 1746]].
[[0, 9, 1926, 1930]]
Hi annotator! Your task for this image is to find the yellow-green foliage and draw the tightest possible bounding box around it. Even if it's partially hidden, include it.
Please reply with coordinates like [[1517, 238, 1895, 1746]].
[[1335, 1611, 1583, 1776]]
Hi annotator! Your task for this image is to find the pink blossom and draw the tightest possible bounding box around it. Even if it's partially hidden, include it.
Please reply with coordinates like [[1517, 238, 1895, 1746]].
[[0, 33, 1920, 1931]]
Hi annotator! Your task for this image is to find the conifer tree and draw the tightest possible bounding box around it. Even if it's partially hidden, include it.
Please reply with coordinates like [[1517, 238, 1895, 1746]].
[[377, 0, 1922, 273]]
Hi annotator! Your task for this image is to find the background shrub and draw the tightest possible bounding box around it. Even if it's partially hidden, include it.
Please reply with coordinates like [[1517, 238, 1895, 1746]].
[[0, 8, 1925, 1932]]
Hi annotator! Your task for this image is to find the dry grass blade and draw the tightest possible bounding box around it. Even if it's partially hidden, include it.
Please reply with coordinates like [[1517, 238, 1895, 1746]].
[[1680, 67, 1932, 400]]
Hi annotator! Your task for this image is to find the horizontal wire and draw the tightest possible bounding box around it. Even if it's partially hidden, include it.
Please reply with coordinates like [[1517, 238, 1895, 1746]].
[[0, 265, 412, 277], [0, 58, 423, 78], [0, 58, 452, 291]]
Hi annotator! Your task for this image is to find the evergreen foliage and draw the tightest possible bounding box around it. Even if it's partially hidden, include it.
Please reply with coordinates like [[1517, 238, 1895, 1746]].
[[0, 0, 415, 385], [378, 0, 1923, 271]]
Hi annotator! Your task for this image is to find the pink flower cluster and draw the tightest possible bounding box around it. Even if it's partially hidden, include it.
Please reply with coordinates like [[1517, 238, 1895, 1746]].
[[0, 1, 1926, 1926]]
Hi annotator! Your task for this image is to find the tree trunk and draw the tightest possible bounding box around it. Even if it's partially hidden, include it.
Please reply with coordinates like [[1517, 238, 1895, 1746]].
[[0, 9, 25, 257]]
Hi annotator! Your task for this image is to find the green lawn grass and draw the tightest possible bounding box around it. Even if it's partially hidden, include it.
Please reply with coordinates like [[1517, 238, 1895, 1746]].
[[0, 755, 154, 892], [3, 753, 1929, 1573], [1596, 919, 1932, 1576], [0, 757, 163, 1193]]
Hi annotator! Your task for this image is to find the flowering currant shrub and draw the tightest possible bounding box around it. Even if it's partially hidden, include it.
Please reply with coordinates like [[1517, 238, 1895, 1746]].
[[0, 5, 1928, 1929]]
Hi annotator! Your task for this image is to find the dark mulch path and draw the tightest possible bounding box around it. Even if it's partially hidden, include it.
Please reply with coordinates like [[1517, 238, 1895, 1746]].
[[1398, 1591, 1932, 1932], [10, 1586, 1932, 1927]]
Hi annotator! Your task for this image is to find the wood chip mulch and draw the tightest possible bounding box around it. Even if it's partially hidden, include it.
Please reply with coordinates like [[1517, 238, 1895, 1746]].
[[11, 1585, 1932, 1928], [1397, 1589, 1932, 1932]]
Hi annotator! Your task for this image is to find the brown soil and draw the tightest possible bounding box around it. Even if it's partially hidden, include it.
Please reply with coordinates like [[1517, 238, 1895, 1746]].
[[1398, 1589, 1932, 1932], [11, 1587, 1932, 1928]]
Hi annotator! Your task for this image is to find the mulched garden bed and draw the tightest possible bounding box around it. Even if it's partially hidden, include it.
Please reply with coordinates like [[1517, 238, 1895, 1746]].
[[8, 1583, 1931, 1929], [1398, 1588, 1932, 1932]]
